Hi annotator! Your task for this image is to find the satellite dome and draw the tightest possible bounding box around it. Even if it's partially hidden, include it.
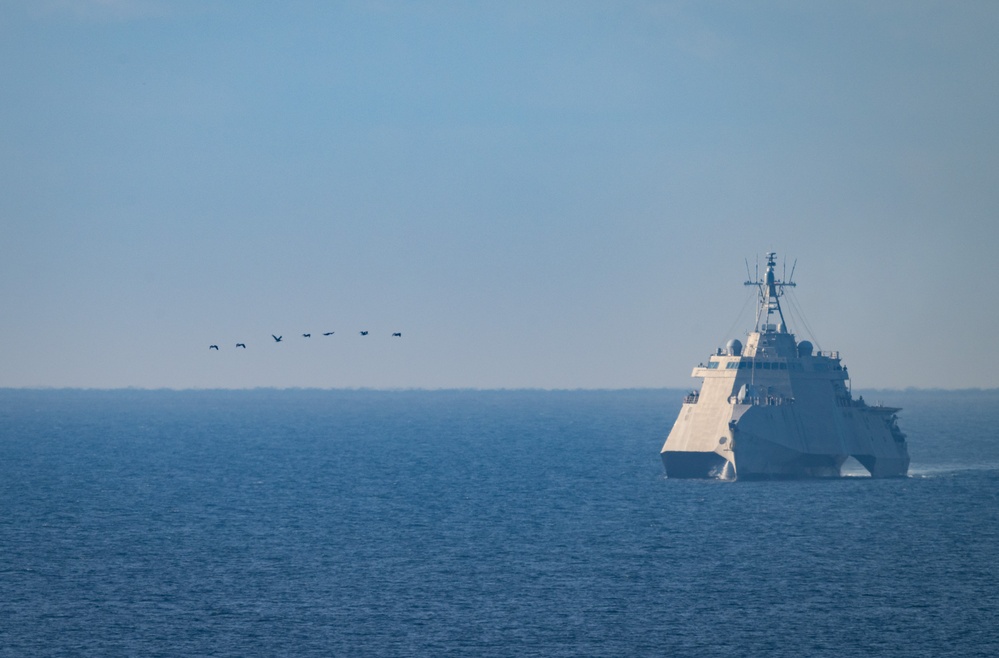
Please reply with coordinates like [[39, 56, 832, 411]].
[[726, 339, 743, 356], [797, 340, 813, 357]]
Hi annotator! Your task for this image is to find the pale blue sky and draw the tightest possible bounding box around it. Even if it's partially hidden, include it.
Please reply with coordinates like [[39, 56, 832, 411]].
[[2, 1, 997, 389]]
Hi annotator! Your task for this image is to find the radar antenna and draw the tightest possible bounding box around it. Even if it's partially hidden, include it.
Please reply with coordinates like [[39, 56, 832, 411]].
[[744, 251, 796, 332]]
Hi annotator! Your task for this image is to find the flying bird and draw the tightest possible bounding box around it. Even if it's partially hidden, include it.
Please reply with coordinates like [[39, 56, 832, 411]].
[[272, 335, 283, 342], [303, 333, 311, 338], [392, 333, 402, 337], [359, 331, 369, 336], [209, 345, 219, 350], [323, 332, 334, 336], [236, 343, 246, 348]]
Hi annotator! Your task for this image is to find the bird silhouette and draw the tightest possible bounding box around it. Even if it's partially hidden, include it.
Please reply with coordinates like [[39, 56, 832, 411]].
[[392, 332, 402, 337], [210, 345, 219, 350], [323, 332, 334, 336], [302, 333, 311, 338], [272, 335, 283, 342], [359, 331, 369, 336], [236, 343, 246, 348]]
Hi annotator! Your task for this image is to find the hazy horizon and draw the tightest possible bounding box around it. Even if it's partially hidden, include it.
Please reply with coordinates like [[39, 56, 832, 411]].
[[3, 1, 997, 390], [4, 385, 996, 394]]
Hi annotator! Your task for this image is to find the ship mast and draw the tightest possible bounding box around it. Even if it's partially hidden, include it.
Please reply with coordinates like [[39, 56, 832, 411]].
[[745, 252, 795, 332]]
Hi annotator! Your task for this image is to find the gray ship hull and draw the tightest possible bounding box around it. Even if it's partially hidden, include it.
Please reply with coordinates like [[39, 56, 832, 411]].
[[662, 400, 909, 480]]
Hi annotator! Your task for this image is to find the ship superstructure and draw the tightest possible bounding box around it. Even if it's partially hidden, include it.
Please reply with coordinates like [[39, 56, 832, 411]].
[[661, 252, 909, 479]]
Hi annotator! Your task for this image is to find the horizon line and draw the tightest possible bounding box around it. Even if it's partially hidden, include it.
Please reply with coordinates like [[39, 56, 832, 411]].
[[2, 386, 996, 394]]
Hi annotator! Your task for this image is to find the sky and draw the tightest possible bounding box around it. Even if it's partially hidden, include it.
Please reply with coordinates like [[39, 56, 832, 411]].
[[1, 0, 997, 390]]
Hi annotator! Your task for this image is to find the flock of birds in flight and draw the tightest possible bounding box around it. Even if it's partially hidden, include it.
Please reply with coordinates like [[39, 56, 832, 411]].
[[209, 331, 402, 350]]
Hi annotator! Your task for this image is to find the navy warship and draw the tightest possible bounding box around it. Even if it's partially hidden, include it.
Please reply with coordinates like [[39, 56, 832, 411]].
[[661, 252, 909, 479]]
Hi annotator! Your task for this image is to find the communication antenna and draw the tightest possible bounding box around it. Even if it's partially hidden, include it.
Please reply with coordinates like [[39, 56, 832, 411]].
[[745, 251, 795, 332]]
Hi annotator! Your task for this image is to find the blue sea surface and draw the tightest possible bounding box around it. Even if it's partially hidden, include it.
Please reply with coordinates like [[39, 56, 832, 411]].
[[1, 388, 997, 657]]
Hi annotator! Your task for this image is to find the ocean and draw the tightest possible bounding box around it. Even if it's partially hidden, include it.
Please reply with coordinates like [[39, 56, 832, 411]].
[[1, 388, 997, 657]]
